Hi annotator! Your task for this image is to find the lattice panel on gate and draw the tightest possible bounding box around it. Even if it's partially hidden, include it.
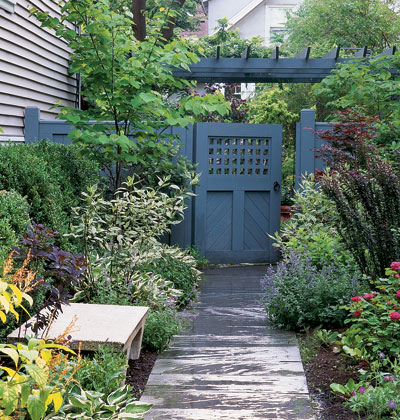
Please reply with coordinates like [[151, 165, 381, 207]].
[[208, 137, 270, 176]]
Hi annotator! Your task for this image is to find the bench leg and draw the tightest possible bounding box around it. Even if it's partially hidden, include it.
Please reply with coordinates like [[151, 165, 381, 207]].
[[127, 325, 145, 360]]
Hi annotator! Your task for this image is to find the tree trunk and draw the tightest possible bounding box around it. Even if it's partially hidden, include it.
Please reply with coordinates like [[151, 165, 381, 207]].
[[161, 0, 186, 43], [132, 0, 147, 41]]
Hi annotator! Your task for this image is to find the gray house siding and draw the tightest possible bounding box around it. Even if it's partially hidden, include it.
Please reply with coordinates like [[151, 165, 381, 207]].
[[0, 0, 77, 141]]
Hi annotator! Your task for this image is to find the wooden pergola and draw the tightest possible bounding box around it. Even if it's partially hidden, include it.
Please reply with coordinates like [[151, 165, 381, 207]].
[[173, 46, 397, 83]]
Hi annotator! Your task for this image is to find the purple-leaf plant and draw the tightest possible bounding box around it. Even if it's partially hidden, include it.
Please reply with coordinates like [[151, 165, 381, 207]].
[[14, 222, 87, 335]]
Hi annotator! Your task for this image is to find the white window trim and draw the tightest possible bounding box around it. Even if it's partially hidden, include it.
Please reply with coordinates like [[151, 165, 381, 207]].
[[0, 0, 16, 13], [265, 5, 293, 45], [0, 135, 25, 143]]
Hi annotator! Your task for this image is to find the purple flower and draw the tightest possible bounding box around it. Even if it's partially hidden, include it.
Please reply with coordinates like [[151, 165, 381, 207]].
[[388, 400, 397, 409], [379, 352, 385, 359], [358, 386, 366, 394]]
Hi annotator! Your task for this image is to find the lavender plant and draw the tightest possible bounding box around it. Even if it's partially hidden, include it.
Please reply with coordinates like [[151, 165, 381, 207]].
[[261, 248, 367, 331]]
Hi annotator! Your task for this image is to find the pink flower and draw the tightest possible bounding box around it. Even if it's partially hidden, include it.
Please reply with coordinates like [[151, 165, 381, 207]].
[[391, 262, 400, 271], [363, 293, 374, 300], [359, 386, 366, 394], [351, 296, 363, 302], [354, 311, 362, 318], [388, 301, 393, 305], [396, 274, 400, 278], [396, 290, 400, 300], [390, 312, 400, 321]]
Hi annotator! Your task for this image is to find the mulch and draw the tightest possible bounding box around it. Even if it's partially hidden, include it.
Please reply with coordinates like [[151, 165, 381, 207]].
[[303, 342, 364, 420], [126, 350, 158, 398]]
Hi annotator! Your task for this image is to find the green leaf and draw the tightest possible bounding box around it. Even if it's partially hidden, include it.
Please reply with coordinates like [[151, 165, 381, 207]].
[[21, 383, 31, 407], [107, 386, 130, 405], [27, 394, 46, 420], [25, 364, 49, 388], [330, 383, 348, 395], [28, 338, 41, 350], [124, 402, 152, 414], [69, 395, 90, 409], [2, 384, 19, 415], [19, 349, 39, 362], [0, 347, 19, 367]]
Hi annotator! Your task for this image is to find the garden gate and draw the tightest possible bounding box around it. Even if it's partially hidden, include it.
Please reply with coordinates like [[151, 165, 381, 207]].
[[192, 123, 281, 264], [24, 107, 282, 264]]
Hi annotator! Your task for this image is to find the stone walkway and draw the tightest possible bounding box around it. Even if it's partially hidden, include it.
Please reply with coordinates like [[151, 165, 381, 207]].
[[141, 266, 315, 420]]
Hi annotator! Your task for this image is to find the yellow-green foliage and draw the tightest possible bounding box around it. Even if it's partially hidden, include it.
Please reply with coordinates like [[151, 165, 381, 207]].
[[0, 254, 75, 420], [247, 87, 297, 127], [0, 338, 75, 420], [0, 254, 33, 324]]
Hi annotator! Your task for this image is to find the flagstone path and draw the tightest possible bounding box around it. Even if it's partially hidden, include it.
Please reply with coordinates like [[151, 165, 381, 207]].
[[141, 265, 315, 420]]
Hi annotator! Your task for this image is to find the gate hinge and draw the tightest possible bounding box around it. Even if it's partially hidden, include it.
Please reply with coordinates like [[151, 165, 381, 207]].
[[274, 181, 281, 191]]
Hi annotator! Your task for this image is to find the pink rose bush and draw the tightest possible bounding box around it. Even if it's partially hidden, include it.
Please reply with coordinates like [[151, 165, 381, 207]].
[[390, 312, 400, 321], [391, 262, 400, 271], [342, 262, 400, 361]]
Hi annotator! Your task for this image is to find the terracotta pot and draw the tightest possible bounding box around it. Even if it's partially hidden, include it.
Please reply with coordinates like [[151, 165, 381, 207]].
[[280, 205, 293, 221]]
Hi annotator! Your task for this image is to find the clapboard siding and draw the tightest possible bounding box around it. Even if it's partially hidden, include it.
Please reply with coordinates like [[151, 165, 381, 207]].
[[0, 0, 77, 139], [0, 52, 75, 85], [1, 61, 76, 91]]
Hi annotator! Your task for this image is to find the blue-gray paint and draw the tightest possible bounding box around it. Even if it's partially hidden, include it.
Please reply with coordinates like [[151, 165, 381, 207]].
[[193, 123, 282, 264], [24, 107, 284, 264], [295, 109, 330, 188], [25, 107, 72, 145], [172, 46, 397, 83]]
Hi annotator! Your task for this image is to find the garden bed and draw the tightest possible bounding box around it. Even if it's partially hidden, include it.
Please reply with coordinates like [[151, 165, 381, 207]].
[[126, 350, 158, 398], [300, 332, 363, 420]]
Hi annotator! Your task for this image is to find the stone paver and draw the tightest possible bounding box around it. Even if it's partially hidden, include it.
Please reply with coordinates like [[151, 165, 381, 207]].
[[141, 266, 315, 420]]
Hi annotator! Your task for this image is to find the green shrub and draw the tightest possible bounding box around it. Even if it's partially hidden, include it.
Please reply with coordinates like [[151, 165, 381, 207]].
[[73, 345, 127, 394], [33, 140, 99, 215], [0, 219, 17, 267], [0, 190, 31, 264], [68, 177, 189, 304], [261, 248, 367, 331], [136, 246, 200, 308], [0, 141, 98, 236], [142, 308, 180, 352], [272, 175, 353, 268], [0, 190, 31, 234]]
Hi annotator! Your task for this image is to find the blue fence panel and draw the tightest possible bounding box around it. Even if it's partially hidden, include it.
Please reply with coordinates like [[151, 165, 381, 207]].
[[295, 109, 331, 188]]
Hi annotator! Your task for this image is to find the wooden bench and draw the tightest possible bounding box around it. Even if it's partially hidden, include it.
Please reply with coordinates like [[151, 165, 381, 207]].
[[8, 303, 149, 361]]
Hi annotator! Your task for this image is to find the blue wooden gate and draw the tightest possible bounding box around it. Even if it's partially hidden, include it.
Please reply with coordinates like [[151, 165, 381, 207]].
[[193, 123, 282, 264], [24, 108, 282, 264]]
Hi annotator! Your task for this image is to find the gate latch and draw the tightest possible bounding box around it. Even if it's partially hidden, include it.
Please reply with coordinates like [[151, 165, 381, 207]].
[[274, 181, 281, 191]]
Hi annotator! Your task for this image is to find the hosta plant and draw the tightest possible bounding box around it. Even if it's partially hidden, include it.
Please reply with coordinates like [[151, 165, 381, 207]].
[[46, 385, 151, 420]]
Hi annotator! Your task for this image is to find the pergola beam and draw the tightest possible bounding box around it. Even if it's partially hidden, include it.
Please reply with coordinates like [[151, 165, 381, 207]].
[[173, 57, 351, 83], [173, 46, 397, 83]]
